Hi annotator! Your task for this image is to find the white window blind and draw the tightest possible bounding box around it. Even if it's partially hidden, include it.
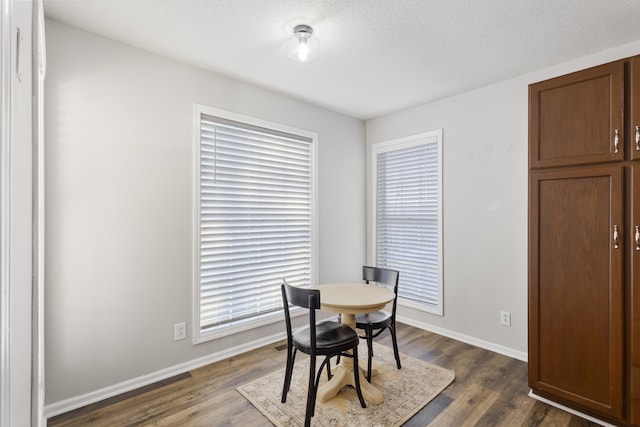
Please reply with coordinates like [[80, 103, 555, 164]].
[[196, 110, 314, 338], [374, 130, 442, 315]]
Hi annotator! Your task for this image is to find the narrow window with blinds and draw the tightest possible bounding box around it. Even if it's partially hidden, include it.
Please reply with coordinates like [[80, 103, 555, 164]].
[[193, 105, 316, 342], [372, 129, 443, 315]]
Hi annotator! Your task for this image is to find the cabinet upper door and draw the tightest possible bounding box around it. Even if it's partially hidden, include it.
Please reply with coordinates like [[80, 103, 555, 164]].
[[529, 61, 625, 169], [631, 56, 640, 160], [529, 164, 624, 418]]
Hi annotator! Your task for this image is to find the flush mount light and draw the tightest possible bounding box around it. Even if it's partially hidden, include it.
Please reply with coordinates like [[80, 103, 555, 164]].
[[287, 24, 319, 63]]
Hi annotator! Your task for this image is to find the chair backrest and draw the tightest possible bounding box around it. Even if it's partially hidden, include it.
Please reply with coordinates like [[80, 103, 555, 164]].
[[362, 265, 400, 314], [362, 265, 399, 290], [282, 279, 321, 310], [281, 279, 320, 350]]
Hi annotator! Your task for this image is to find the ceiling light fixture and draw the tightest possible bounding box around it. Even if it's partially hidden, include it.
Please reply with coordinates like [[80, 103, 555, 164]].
[[287, 24, 318, 63]]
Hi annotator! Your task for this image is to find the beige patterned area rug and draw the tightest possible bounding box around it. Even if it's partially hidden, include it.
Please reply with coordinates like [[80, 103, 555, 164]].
[[237, 343, 455, 427]]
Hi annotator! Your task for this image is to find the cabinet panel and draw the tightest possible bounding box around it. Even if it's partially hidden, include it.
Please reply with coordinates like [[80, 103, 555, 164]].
[[529, 165, 624, 418], [529, 61, 624, 168], [631, 166, 640, 425], [631, 56, 640, 161]]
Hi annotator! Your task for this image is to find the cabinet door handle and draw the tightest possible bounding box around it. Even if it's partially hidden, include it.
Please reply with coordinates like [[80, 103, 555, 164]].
[[614, 224, 619, 249], [635, 226, 640, 251], [15, 27, 22, 82], [614, 129, 620, 154], [636, 126, 640, 151]]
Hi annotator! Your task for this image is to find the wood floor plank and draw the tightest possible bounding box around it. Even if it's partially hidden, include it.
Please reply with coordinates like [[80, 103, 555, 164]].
[[48, 322, 603, 426], [403, 393, 454, 427], [428, 383, 501, 426]]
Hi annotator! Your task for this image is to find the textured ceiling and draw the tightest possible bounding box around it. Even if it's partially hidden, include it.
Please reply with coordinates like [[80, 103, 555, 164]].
[[44, 0, 640, 120]]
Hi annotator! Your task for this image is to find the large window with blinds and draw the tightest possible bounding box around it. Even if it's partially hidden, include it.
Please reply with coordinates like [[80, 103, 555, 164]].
[[193, 105, 317, 343], [372, 129, 443, 315]]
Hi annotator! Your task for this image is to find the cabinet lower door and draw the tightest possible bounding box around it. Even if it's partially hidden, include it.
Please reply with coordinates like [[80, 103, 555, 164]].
[[529, 165, 624, 419], [631, 166, 640, 425]]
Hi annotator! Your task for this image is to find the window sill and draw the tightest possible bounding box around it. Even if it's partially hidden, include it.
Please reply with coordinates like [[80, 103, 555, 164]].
[[193, 306, 305, 345], [398, 297, 443, 317]]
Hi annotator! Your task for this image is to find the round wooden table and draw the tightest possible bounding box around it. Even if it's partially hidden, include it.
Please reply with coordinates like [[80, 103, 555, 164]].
[[313, 282, 395, 404]]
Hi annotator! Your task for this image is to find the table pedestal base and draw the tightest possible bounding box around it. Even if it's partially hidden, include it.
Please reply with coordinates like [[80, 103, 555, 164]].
[[316, 313, 384, 404], [317, 362, 383, 404]]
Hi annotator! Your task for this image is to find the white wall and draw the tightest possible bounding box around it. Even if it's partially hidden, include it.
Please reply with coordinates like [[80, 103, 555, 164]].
[[44, 20, 366, 409], [367, 40, 640, 360]]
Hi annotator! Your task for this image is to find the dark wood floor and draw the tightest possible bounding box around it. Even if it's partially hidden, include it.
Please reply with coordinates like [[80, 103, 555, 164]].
[[48, 323, 601, 426]]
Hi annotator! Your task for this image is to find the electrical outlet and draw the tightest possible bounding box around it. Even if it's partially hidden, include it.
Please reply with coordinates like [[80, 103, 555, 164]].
[[500, 311, 511, 327], [174, 322, 186, 341]]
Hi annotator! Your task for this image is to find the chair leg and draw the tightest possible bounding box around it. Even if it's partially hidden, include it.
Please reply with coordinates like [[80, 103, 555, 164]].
[[304, 355, 316, 427], [312, 358, 331, 417], [366, 329, 374, 383], [327, 357, 332, 380], [352, 347, 367, 408], [281, 346, 296, 403], [389, 323, 401, 369]]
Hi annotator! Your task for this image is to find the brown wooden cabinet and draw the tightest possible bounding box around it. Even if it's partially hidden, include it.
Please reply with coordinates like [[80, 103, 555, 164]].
[[529, 165, 624, 418], [529, 56, 640, 426], [631, 165, 640, 425], [529, 61, 625, 169], [631, 57, 640, 162]]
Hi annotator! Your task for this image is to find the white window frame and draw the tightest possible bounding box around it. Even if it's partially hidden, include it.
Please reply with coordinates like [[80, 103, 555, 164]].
[[370, 129, 443, 316], [192, 104, 318, 344]]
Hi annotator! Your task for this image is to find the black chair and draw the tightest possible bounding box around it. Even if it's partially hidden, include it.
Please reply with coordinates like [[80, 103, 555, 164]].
[[356, 266, 401, 382], [281, 280, 366, 427]]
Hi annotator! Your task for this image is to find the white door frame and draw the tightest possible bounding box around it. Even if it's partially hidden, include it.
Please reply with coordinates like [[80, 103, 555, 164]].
[[0, 0, 37, 426]]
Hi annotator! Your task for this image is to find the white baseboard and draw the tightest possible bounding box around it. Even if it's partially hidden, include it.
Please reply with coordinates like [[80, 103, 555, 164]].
[[528, 390, 616, 427], [46, 318, 527, 419], [44, 331, 286, 419], [396, 315, 528, 362]]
